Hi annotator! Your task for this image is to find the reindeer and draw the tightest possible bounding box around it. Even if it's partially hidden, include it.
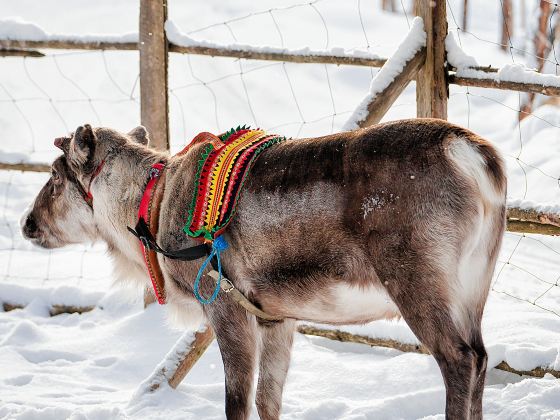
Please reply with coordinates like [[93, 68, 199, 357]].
[[21, 119, 506, 420]]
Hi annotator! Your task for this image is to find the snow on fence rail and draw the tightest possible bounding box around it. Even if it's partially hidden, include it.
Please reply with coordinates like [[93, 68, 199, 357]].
[[1, 0, 560, 391], [4, 19, 560, 97]]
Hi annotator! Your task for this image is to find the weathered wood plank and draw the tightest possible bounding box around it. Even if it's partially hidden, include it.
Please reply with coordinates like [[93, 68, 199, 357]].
[[507, 220, 560, 236], [50, 304, 96, 316], [356, 48, 425, 127], [0, 48, 44, 57], [0, 162, 51, 172], [500, 0, 513, 51], [449, 73, 560, 97], [2, 302, 96, 315], [132, 326, 215, 395], [462, 0, 469, 31], [139, 0, 169, 151], [415, 0, 448, 119], [297, 325, 560, 379], [0, 39, 388, 68], [508, 206, 560, 228], [168, 43, 388, 67], [168, 326, 215, 389], [0, 39, 138, 51]]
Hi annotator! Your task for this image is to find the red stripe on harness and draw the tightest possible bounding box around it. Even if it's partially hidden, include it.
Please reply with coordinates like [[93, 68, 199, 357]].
[[138, 162, 166, 304]]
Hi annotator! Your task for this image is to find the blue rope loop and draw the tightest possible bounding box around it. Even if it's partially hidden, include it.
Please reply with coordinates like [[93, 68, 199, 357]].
[[193, 235, 228, 304]]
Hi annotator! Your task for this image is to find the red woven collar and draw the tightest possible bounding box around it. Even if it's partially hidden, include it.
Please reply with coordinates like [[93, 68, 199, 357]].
[[137, 162, 167, 304], [138, 163, 165, 224]]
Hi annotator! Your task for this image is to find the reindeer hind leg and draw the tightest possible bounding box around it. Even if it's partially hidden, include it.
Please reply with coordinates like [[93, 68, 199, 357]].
[[382, 268, 478, 419], [467, 327, 487, 420]]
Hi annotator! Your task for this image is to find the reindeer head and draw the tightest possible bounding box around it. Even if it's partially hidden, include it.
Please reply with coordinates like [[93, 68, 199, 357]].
[[20, 155, 98, 248], [21, 124, 151, 249]]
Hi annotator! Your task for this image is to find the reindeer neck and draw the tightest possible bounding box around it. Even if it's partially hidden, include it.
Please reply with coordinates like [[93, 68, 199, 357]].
[[94, 145, 167, 267]]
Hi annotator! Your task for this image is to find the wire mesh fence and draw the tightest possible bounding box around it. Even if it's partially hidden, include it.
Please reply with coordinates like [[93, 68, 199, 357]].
[[0, 0, 558, 324], [0, 50, 139, 160]]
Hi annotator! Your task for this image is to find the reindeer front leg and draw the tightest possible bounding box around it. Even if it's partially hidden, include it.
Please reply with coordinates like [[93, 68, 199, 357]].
[[256, 319, 296, 420], [206, 299, 258, 420]]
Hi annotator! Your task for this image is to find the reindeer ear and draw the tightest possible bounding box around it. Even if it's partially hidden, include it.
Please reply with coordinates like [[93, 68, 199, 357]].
[[72, 124, 97, 166], [54, 136, 71, 154], [128, 126, 149, 146]]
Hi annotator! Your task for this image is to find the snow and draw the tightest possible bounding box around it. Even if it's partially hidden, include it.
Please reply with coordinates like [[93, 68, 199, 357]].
[[1, 300, 560, 419], [131, 329, 200, 400], [0, 282, 104, 308], [0, 17, 138, 43], [445, 32, 478, 69], [0, 15, 382, 61], [343, 17, 426, 130], [507, 198, 560, 216], [1, 0, 560, 418], [165, 20, 382, 61], [446, 31, 560, 88], [457, 63, 560, 88]]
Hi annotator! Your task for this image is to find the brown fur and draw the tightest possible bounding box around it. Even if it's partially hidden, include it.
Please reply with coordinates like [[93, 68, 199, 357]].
[[22, 118, 506, 419]]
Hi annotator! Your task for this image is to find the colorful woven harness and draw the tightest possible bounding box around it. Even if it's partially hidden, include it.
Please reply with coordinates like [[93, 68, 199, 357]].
[[128, 126, 286, 309], [184, 126, 286, 242]]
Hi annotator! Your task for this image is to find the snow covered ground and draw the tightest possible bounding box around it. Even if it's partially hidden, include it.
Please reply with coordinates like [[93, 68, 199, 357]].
[[1, 0, 560, 418]]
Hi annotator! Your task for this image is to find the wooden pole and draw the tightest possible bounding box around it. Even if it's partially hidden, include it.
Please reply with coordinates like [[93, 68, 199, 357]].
[[535, 0, 552, 71], [168, 327, 215, 389], [381, 0, 396, 12], [0, 162, 51, 172], [0, 48, 44, 57], [415, 0, 448, 120], [462, 0, 469, 31], [0, 39, 388, 68], [0, 39, 138, 51], [521, 0, 553, 120], [355, 48, 426, 128], [132, 326, 215, 395], [168, 44, 387, 67], [500, 0, 513, 51], [139, 0, 169, 151], [140, 0, 169, 307], [297, 325, 560, 379], [448, 73, 560, 97]]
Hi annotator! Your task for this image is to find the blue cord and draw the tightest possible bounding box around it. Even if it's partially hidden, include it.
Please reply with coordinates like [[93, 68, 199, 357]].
[[193, 235, 228, 304]]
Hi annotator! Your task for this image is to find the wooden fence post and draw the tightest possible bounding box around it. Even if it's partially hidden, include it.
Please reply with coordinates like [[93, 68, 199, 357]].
[[500, 0, 513, 51], [462, 0, 469, 31], [139, 0, 170, 150], [140, 0, 169, 307], [414, 0, 448, 120]]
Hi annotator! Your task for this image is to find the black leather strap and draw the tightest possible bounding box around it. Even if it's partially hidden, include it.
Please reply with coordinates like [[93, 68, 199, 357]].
[[127, 218, 209, 261]]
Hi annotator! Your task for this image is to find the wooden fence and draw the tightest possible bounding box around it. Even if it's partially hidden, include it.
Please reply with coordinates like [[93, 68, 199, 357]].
[[1, 0, 560, 389]]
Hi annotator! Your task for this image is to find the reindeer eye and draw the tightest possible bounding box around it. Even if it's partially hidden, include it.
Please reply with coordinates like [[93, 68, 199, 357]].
[[52, 170, 61, 184]]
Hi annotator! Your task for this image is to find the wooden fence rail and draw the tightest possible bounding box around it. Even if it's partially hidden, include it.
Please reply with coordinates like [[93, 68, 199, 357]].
[[4, 40, 560, 99]]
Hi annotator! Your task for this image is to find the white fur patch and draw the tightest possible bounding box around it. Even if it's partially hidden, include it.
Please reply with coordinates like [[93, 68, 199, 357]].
[[294, 283, 400, 324], [447, 138, 503, 207], [447, 137, 504, 332]]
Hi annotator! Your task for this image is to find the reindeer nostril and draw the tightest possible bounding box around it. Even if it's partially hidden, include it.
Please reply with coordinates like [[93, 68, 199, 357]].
[[24, 214, 38, 236]]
